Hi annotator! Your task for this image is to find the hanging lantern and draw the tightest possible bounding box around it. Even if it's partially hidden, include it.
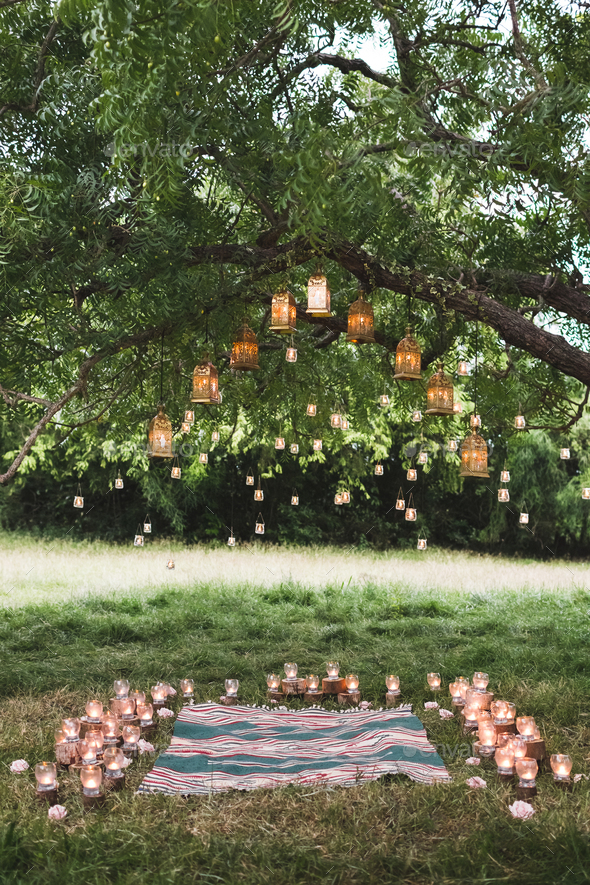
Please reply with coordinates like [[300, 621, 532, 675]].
[[191, 355, 220, 404], [230, 318, 259, 371], [166, 560, 175, 570], [396, 488, 405, 510], [418, 451, 428, 465], [447, 439, 458, 453], [148, 403, 173, 458], [143, 515, 152, 533], [470, 414, 481, 429], [334, 493, 343, 505], [270, 289, 297, 333], [115, 471, 124, 490], [460, 431, 490, 478], [457, 361, 469, 376], [345, 289, 375, 344], [560, 448, 570, 460], [498, 488, 510, 502], [313, 439, 322, 451], [379, 394, 390, 407], [228, 533, 236, 547], [212, 430, 220, 442], [290, 442, 299, 454], [515, 415, 526, 430], [171, 457, 181, 479], [181, 421, 191, 434], [341, 490, 350, 504], [412, 410, 422, 422], [341, 418, 350, 430], [519, 512, 529, 524], [330, 412, 342, 428], [407, 468, 417, 481], [73, 484, 84, 509], [306, 271, 331, 316], [394, 327, 421, 380], [255, 514, 265, 534], [583, 488, 590, 500], [417, 538, 427, 550], [199, 453, 208, 464], [286, 346, 297, 362], [405, 494, 417, 521], [254, 479, 264, 502], [501, 469, 510, 483], [184, 410, 195, 424], [307, 403, 317, 416], [375, 463, 384, 475], [134, 526, 144, 547], [426, 363, 454, 415], [453, 402, 463, 414], [275, 437, 285, 450], [246, 472, 254, 486], [291, 490, 299, 505]]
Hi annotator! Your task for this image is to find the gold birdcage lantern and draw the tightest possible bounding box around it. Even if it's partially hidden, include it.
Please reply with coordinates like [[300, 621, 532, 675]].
[[501, 469, 510, 483], [313, 439, 322, 451], [583, 488, 590, 500], [460, 431, 490, 478], [134, 525, 144, 547], [519, 511, 529, 524], [341, 418, 349, 430], [560, 448, 570, 460], [394, 327, 422, 380], [115, 471, 124, 490], [271, 289, 297, 334], [73, 484, 84, 509], [246, 471, 254, 486], [199, 453, 208, 464], [379, 394, 390, 407], [286, 346, 297, 362], [143, 514, 152, 533], [191, 355, 220, 404], [417, 538, 427, 550], [346, 290, 375, 344], [334, 493, 343, 505], [457, 360, 469, 376], [290, 442, 299, 454], [171, 456, 181, 479], [426, 363, 454, 415], [255, 514, 265, 534], [212, 430, 220, 442], [291, 490, 299, 506], [148, 403, 173, 458], [341, 490, 350, 504], [230, 317, 260, 371], [306, 271, 331, 316], [448, 439, 458, 453], [453, 401, 463, 414], [307, 403, 316, 416], [330, 412, 342, 428], [418, 451, 428, 465], [275, 437, 285, 450], [515, 414, 526, 430], [184, 409, 195, 424], [396, 488, 405, 510], [405, 493, 417, 521], [498, 488, 510, 502], [375, 462, 384, 475], [412, 410, 422, 422], [407, 468, 417, 481], [254, 479, 264, 502], [228, 532, 236, 546]]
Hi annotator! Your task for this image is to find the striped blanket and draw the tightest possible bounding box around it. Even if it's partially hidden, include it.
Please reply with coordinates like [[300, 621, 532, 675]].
[[138, 703, 450, 795]]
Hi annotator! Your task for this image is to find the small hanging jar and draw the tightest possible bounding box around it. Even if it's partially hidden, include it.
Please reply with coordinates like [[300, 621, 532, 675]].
[[501, 467, 510, 483], [254, 478, 264, 502], [379, 393, 390, 407], [334, 493, 343, 505], [171, 456, 181, 479], [246, 470, 254, 486], [143, 514, 152, 534], [291, 490, 299, 506], [212, 430, 220, 442], [306, 403, 316, 416], [457, 360, 469, 376], [447, 439, 458, 453], [412, 410, 422, 422], [582, 488, 590, 500], [341, 490, 350, 504], [73, 484, 84, 509], [341, 417, 350, 430], [313, 439, 322, 451], [453, 401, 463, 414], [418, 451, 428, 465], [498, 487, 510, 503], [184, 409, 195, 424], [560, 447, 570, 460], [407, 467, 417, 481], [133, 525, 145, 547], [115, 471, 124, 490], [374, 462, 384, 476], [275, 436, 285, 450], [330, 411, 342, 428], [228, 532, 236, 547], [405, 493, 417, 521], [286, 344, 297, 362], [290, 442, 299, 454], [519, 508, 529, 524], [396, 488, 405, 510], [181, 421, 191, 434], [417, 538, 427, 550], [255, 513, 265, 535], [199, 453, 208, 464]]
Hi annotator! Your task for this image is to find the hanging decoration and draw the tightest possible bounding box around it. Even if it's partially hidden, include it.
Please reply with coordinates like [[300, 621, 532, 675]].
[[519, 510, 529, 524], [341, 490, 350, 504], [412, 410, 422, 422], [498, 487, 510, 503], [375, 462, 384, 476], [417, 538, 427, 550], [313, 439, 322, 451], [212, 430, 220, 442], [394, 327, 422, 380], [181, 421, 191, 434], [341, 418, 350, 430], [246, 471, 254, 486], [184, 410, 195, 424], [192, 354, 220, 404], [418, 450, 428, 466], [73, 484, 84, 509], [254, 478, 264, 502], [307, 403, 316, 416], [453, 402, 463, 414], [447, 439, 458, 453], [148, 404, 173, 458], [171, 456, 181, 479], [396, 488, 405, 510], [457, 360, 469, 376], [115, 471, 124, 490], [286, 343, 297, 362], [407, 467, 417, 481], [230, 318, 260, 371], [290, 442, 299, 454], [133, 525, 145, 547], [460, 432, 490, 478], [501, 467, 510, 483], [405, 494, 417, 521], [306, 270, 331, 316], [291, 490, 299, 506], [166, 560, 175, 570], [379, 393, 390, 407], [255, 514, 265, 534], [345, 288, 375, 344], [330, 411, 342, 428], [270, 289, 296, 334], [583, 488, 590, 500], [470, 415, 481, 429], [199, 453, 208, 464], [143, 515, 152, 533], [426, 363, 454, 415], [515, 414, 526, 430], [334, 493, 343, 505], [228, 532, 236, 547], [275, 436, 285, 450], [560, 447, 570, 460]]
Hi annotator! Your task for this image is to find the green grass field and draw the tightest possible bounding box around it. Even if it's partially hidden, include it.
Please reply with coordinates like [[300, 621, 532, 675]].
[[1, 541, 589, 884]]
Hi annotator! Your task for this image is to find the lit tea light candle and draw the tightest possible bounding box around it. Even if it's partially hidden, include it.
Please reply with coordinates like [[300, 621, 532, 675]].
[[374, 463, 384, 475], [284, 663, 298, 680], [491, 700, 509, 723], [225, 679, 239, 697], [104, 747, 125, 779], [326, 662, 339, 678], [86, 729, 104, 758], [307, 404, 316, 416], [114, 679, 130, 699], [179, 678, 194, 698], [476, 709, 492, 725], [286, 347, 297, 362], [386, 675, 400, 695], [412, 410, 422, 422], [449, 682, 462, 703], [457, 360, 469, 376], [515, 758, 538, 788], [407, 468, 417, 481], [78, 739, 97, 765], [341, 419, 349, 430], [498, 488, 510, 503], [61, 717, 81, 743], [345, 674, 359, 693], [119, 698, 136, 720], [80, 764, 102, 797], [418, 452, 428, 465], [54, 728, 66, 744], [151, 684, 167, 704], [130, 690, 146, 705], [306, 675, 320, 692], [184, 410, 195, 425], [101, 712, 119, 743], [331, 412, 342, 427], [181, 421, 190, 434], [514, 414, 526, 429], [122, 725, 140, 751], [379, 394, 389, 407], [334, 493, 343, 505], [516, 716, 536, 741], [465, 689, 486, 709], [472, 672, 489, 692], [509, 737, 527, 761], [290, 443, 299, 454], [35, 762, 57, 792], [137, 703, 154, 726], [275, 437, 285, 449], [266, 673, 281, 691], [560, 447, 570, 460], [495, 746, 515, 776], [550, 754, 572, 783], [198, 454, 208, 465], [447, 439, 458, 453], [463, 703, 480, 728], [313, 439, 322, 451], [478, 722, 496, 756], [85, 700, 103, 723], [426, 672, 441, 691]]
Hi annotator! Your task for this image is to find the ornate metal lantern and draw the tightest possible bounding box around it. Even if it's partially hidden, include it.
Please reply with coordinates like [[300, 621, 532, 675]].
[[407, 468, 417, 481], [583, 488, 590, 500], [501, 469, 510, 483], [375, 463, 383, 475], [184, 409, 195, 424], [275, 437, 285, 450], [73, 484, 84, 509], [396, 488, 405, 510], [228, 532, 236, 547], [254, 479, 264, 502], [426, 363, 454, 415], [291, 490, 299, 506], [313, 439, 322, 451], [498, 488, 510, 502], [134, 525, 144, 547], [560, 448, 570, 460], [290, 443, 299, 454], [457, 360, 469, 376], [148, 403, 173, 458], [171, 457, 181, 479], [515, 414, 526, 430], [341, 490, 350, 504], [345, 290, 375, 344], [230, 318, 259, 371], [412, 410, 422, 422], [199, 453, 208, 464], [143, 515, 152, 533], [418, 451, 428, 465], [448, 439, 458, 453], [271, 289, 296, 334], [246, 471, 254, 486], [115, 471, 124, 490], [255, 514, 265, 534], [286, 346, 297, 362], [307, 271, 331, 316], [212, 430, 220, 442], [191, 355, 220, 404], [417, 538, 427, 550], [394, 327, 421, 380], [460, 431, 490, 478], [334, 493, 343, 505], [405, 493, 417, 521], [330, 412, 342, 428], [379, 394, 390, 407], [519, 511, 529, 524]]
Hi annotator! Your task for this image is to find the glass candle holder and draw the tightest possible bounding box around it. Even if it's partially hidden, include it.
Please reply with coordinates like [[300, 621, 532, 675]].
[[465, 689, 486, 709], [180, 678, 194, 697], [101, 712, 119, 742], [78, 739, 97, 765], [35, 762, 57, 792], [313, 439, 322, 451], [151, 684, 167, 703], [516, 716, 537, 741], [86, 730, 104, 757], [495, 746, 515, 775], [284, 663, 298, 679], [509, 737, 527, 761], [472, 672, 489, 692], [345, 674, 359, 693], [427, 672, 441, 690], [491, 700, 509, 723], [386, 675, 400, 694], [550, 754, 572, 782], [80, 764, 102, 797], [130, 690, 146, 705], [137, 703, 154, 726], [307, 404, 316, 416], [449, 682, 462, 703], [306, 675, 320, 692], [266, 673, 281, 690], [326, 662, 339, 678], [114, 679, 130, 699], [463, 703, 480, 727], [104, 747, 125, 779], [119, 698, 135, 720], [85, 700, 103, 723], [62, 717, 81, 742], [225, 679, 239, 696], [54, 729, 66, 744], [122, 725, 140, 750], [496, 733, 512, 749], [290, 443, 299, 454], [476, 710, 492, 725], [478, 722, 497, 756], [515, 758, 538, 788]]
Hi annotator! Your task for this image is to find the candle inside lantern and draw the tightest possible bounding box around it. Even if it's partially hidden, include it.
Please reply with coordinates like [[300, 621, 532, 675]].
[[458, 360, 469, 375], [78, 739, 97, 765], [495, 746, 515, 775], [560, 447, 570, 460], [137, 703, 154, 726], [426, 672, 441, 690], [266, 673, 281, 690], [275, 437, 285, 449], [306, 675, 320, 692], [119, 697, 136, 719], [307, 403, 316, 416], [476, 709, 492, 725], [515, 758, 538, 788], [491, 700, 514, 723], [80, 764, 102, 797], [225, 679, 239, 697], [122, 725, 140, 750], [449, 682, 462, 702], [290, 443, 299, 454], [198, 454, 208, 465], [286, 347, 297, 362], [412, 410, 422, 422], [313, 439, 322, 451], [418, 452, 428, 465], [114, 679, 130, 699], [101, 712, 119, 741], [86, 729, 104, 757], [61, 717, 81, 742], [463, 703, 480, 727], [334, 493, 343, 505], [130, 690, 146, 705], [35, 762, 57, 792], [472, 672, 489, 692], [465, 689, 486, 709], [180, 678, 194, 697], [516, 716, 536, 741], [550, 754, 572, 782], [345, 674, 359, 693], [284, 663, 298, 679], [375, 463, 384, 475], [331, 412, 342, 427], [407, 468, 417, 481], [54, 728, 66, 744], [104, 747, 125, 779], [509, 737, 527, 761], [386, 675, 400, 694], [478, 722, 496, 756], [151, 684, 167, 703], [85, 700, 103, 722], [326, 662, 339, 678]]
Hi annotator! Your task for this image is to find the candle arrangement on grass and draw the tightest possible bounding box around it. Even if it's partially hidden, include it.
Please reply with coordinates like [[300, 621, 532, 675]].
[[35, 762, 58, 804], [385, 675, 401, 707]]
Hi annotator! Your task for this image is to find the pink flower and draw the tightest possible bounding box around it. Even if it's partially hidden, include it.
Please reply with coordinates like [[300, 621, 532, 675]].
[[509, 800, 535, 820], [466, 776, 487, 789], [10, 759, 29, 773], [270, 699, 278, 704], [359, 701, 373, 710], [120, 756, 132, 768], [439, 708, 454, 719], [573, 774, 586, 783], [424, 701, 439, 710], [158, 707, 174, 718], [48, 805, 67, 821], [219, 695, 226, 701], [465, 757, 481, 766], [137, 739, 155, 754], [166, 686, 177, 696]]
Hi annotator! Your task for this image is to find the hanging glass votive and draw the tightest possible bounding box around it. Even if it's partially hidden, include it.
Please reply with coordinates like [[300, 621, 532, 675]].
[[334, 493, 343, 505], [286, 346, 297, 362], [271, 289, 296, 334], [470, 414, 481, 429], [134, 525, 145, 547], [560, 448, 570, 460], [396, 488, 405, 510], [291, 490, 299, 506], [426, 363, 454, 415], [498, 488, 510, 502], [289, 442, 299, 455], [453, 401, 463, 414], [583, 488, 590, 500], [407, 468, 417, 481], [148, 403, 174, 458], [515, 415, 526, 430], [115, 471, 124, 490], [181, 421, 191, 434], [345, 289, 375, 344], [447, 439, 458, 453], [143, 515, 152, 533], [254, 479, 264, 502], [457, 360, 469, 376], [330, 412, 342, 428], [375, 462, 384, 475], [313, 439, 322, 451], [275, 437, 285, 450], [255, 514, 265, 534], [184, 410, 195, 424], [341, 418, 350, 430], [307, 403, 316, 416], [246, 471, 254, 486], [341, 490, 350, 504], [417, 538, 427, 550], [460, 431, 490, 478], [230, 318, 260, 371], [171, 457, 181, 479], [394, 327, 422, 380], [418, 451, 428, 465], [74, 484, 84, 509], [405, 494, 417, 521], [379, 394, 390, 407], [191, 355, 220, 404], [228, 533, 236, 547], [212, 430, 220, 442], [412, 410, 422, 422], [166, 560, 175, 570], [501, 469, 510, 482], [199, 453, 208, 464], [306, 271, 331, 316], [519, 511, 529, 524]]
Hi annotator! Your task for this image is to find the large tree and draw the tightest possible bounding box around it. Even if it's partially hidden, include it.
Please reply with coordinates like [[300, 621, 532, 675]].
[[1, 0, 590, 489]]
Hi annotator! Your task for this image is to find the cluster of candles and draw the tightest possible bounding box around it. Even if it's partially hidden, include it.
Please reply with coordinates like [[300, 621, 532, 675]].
[[265, 662, 360, 693]]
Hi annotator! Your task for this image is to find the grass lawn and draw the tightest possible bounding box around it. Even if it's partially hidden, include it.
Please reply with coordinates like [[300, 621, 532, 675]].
[[1, 540, 590, 884]]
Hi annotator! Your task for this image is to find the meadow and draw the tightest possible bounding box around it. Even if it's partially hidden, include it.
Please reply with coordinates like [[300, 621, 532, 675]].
[[1, 538, 589, 884]]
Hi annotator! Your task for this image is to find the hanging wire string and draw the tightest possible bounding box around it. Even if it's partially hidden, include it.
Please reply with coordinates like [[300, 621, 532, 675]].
[[160, 331, 164, 403], [474, 314, 479, 417]]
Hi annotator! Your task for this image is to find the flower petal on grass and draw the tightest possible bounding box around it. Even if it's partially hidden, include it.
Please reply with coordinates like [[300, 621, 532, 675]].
[[439, 708, 454, 719], [158, 707, 174, 718], [424, 701, 439, 710], [509, 800, 535, 820], [10, 760, 29, 773], [465, 757, 481, 766], [466, 776, 487, 789], [138, 739, 155, 754], [48, 805, 67, 821]]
